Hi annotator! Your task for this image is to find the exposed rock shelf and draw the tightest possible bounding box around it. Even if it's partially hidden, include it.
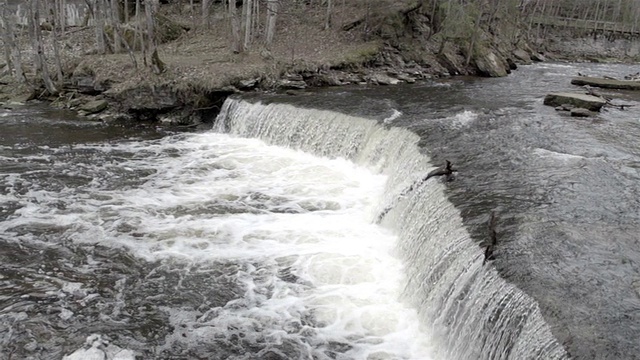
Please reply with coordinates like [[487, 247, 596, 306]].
[[543, 92, 607, 111], [571, 76, 640, 90]]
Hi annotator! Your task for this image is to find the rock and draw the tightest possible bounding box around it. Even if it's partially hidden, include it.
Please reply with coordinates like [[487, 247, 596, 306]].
[[512, 49, 533, 64], [9, 90, 36, 104], [284, 73, 304, 82], [543, 92, 606, 112], [80, 99, 108, 114], [475, 51, 508, 77], [306, 73, 344, 87], [107, 85, 180, 112], [371, 73, 399, 85], [571, 76, 640, 90], [396, 73, 417, 84], [570, 108, 593, 117], [531, 52, 546, 62], [236, 78, 258, 90], [277, 79, 307, 90], [506, 58, 518, 70], [67, 74, 110, 95], [438, 48, 465, 75]]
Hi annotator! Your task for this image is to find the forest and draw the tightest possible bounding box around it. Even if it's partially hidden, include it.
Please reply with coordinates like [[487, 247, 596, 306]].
[[1, 0, 639, 102]]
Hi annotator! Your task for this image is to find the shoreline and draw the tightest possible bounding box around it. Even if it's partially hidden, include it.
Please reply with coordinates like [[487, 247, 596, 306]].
[[2, 2, 638, 126]]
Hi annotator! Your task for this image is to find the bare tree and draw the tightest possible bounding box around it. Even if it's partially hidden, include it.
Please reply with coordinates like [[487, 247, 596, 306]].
[[266, 0, 278, 46], [325, 0, 332, 30], [202, 0, 210, 28], [28, 0, 58, 94], [243, 0, 253, 50], [230, 0, 242, 53], [1, 4, 27, 82]]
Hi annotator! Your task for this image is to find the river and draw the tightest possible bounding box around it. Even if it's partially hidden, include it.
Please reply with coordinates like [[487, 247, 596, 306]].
[[1, 63, 639, 359]]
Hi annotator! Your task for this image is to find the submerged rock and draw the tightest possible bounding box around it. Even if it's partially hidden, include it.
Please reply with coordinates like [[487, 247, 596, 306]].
[[543, 92, 606, 111], [570, 108, 593, 117]]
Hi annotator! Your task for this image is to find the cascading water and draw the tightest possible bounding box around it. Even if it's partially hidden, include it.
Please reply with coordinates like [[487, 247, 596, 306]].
[[215, 98, 570, 360]]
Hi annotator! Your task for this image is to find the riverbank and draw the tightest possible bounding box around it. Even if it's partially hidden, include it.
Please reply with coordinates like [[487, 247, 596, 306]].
[[0, 1, 549, 125]]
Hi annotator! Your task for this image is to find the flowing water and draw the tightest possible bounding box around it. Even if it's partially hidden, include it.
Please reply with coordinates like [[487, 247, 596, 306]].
[[1, 63, 640, 360]]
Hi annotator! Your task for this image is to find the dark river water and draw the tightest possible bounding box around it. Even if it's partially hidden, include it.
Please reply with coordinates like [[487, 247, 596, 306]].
[[1, 63, 640, 360]]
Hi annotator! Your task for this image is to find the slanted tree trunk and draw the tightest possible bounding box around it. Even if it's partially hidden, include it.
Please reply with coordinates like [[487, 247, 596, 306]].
[[266, 0, 278, 46], [28, 0, 58, 94]]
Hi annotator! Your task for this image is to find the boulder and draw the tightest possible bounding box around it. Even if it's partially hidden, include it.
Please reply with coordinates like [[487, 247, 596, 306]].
[[277, 79, 307, 90], [80, 99, 108, 114], [236, 78, 259, 90], [396, 73, 417, 84], [531, 52, 546, 62], [512, 49, 533, 64], [570, 108, 593, 117], [544, 92, 606, 112], [371, 73, 399, 85], [475, 51, 508, 77]]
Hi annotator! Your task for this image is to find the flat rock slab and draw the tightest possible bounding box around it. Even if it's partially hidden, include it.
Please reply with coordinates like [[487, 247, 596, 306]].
[[571, 76, 640, 90], [544, 92, 606, 111]]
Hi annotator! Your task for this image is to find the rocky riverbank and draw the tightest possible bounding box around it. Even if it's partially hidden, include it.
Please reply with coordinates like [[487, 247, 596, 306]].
[[0, 1, 555, 126]]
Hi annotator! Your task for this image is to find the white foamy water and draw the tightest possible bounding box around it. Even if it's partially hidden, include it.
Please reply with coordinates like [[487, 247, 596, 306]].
[[448, 110, 478, 129], [2, 132, 436, 359]]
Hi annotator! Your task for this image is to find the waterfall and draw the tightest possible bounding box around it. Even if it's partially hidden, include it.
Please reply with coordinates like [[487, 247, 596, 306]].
[[214, 98, 569, 360]]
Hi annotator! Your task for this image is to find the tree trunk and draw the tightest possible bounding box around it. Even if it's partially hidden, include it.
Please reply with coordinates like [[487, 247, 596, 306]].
[[94, 0, 106, 53], [28, 0, 58, 94], [252, 0, 259, 42], [0, 7, 22, 81], [466, 5, 483, 66], [109, 0, 121, 53], [266, 0, 278, 46], [202, 0, 210, 29], [135, 0, 144, 59], [243, 0, 252, 50], [324, 0, 332, 30], [51, 0, 65, 84], [230, 0, 241, 53], [59, 0, 66, 33]]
